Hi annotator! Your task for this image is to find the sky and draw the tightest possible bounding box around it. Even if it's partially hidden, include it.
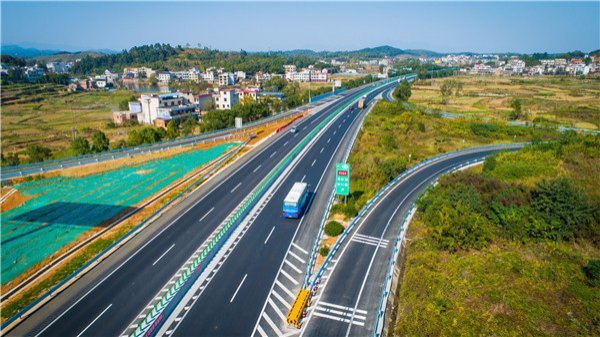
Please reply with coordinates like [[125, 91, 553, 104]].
[[1, 1, 599, 54]]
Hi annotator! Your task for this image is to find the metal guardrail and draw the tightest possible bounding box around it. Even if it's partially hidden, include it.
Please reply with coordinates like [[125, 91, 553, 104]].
[[0, 139, 249, 333], [371, 156, 490, 337], [130, 78, 399, 337], [309, 142, 527, 291]]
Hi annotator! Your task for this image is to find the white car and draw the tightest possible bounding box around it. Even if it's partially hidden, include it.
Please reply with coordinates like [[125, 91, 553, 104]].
[[290, 126, 297, 133]]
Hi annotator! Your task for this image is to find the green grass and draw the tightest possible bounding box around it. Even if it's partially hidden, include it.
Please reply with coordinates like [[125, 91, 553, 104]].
[[338, 100, 559, 220]]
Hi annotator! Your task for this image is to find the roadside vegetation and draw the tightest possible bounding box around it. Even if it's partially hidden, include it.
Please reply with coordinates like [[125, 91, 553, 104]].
[[410, 75, 600, 130], [394, 134, 599, 336], [329, 99, 559, 221]]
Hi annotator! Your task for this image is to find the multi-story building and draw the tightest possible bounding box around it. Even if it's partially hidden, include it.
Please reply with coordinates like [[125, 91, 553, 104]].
[[138, 93, 197, 125], [235, 71, 246, 81], [254, 71, 272, 82], [158, 71, 172, 83], [218, 72, 236, 86], [213, 89, 239, 110], [202, 70, 216, 83], [24, 65, 45, 82], [237, 88, 260, 101], [46, 62, 71, 73]]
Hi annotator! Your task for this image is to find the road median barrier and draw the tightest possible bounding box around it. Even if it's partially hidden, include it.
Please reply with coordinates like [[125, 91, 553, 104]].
[[129, 78, 400, 337]]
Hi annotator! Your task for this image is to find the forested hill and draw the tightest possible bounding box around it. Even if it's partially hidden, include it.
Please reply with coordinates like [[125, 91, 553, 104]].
[[68, 44, 440, 75]]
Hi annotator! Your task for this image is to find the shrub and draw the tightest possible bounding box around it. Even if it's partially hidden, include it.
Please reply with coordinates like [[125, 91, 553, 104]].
[[421, 187, 493, 251], [25, 144, 52, 163], [324, 221, 344, 237], [583, 259, 600, 287], [70, 136, 91, 156], [319, 245, 330, 257], [531, 177, 594, 240]]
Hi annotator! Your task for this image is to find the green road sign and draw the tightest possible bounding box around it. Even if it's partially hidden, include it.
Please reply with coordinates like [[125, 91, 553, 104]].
[[335, 163, 350, 196]]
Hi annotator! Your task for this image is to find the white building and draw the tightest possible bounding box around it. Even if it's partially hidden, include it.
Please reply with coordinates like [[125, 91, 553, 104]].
[[46, 62, 70, 73], [139, 92, 197, 125], [158, 71, 171, 83], [202, 70, 216, 83], [213, 89, 239, 110], [235, 71, 246, 81], [218, 72, 236, 86], [237, 88, 260, 101]]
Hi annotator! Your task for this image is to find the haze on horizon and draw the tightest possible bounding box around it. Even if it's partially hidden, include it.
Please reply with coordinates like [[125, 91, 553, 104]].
[[1, 1, 599, 54]]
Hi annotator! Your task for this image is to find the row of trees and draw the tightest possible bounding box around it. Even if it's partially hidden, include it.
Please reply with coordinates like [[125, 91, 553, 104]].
[[1, 69, 69, 85], [70, 131, 110, 155]]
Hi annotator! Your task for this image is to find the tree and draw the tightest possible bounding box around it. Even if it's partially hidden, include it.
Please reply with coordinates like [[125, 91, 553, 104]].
[[71, 136, 91, 156], [393, 80, 412, 101], [181, 116, 196, 136], [25, 144, 52, 163], [1, 153, 20, 167], [166, 120, 179, 139], [440, 80, 453, 104], [509, 98, 523, 120], [91, 131, 110, 152], [148, 75, 158, 86]]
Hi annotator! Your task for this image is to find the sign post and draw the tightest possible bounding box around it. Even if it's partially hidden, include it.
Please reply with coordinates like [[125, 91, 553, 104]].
[[335, 163, 350, 203]]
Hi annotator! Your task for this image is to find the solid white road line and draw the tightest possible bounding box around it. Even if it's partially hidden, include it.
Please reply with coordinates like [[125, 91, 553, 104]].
[[271, 289, 291, 308], [275, 280, 295, 300], [256, 325, 269, 337], [288, 250, 305, 264], [253, 165, 262, 173], [264, 226, 275, 244], [198, 207, 214, 222], [313, 306, 367, 321], [311, 159, 316, 167], [152, 244, 176, 266], [229, 274, 248, 303], [312, 311, 364, 326], [284, 259, 302, 274], [263, 311, 282, 336], [292, 243, 308, 255], [319, 301, 367, 314], [268, 298, 287, 321], [280, 269, 299, 285], [76, 304, 112, 337], [230, 182, 242, 193]]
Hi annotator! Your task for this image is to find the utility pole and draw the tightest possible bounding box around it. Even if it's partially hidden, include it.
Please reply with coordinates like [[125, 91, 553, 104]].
[[308, 80, 311, 103]]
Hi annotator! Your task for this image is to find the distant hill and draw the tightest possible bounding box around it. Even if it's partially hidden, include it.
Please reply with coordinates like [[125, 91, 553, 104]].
[[258, 45, 441, 59], [30, 51, 106, 64], [0, 44, 65, 58]]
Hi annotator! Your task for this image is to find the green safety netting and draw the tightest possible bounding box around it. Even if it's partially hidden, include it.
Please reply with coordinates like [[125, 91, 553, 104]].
[[1, 142, 240, 284]]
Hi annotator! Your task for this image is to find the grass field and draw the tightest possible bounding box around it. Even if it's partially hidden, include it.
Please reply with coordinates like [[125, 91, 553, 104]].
[[0, 142, 239, 285], [1, 83, 141, 156], [330, 100, 559, 220], [410, 75, 600, 130]]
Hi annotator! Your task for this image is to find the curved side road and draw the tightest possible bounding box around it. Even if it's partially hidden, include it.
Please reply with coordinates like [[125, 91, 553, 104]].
[[301, 144, 524, 337]]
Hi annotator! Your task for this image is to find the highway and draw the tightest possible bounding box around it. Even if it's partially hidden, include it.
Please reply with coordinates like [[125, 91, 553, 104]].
[[5, 80, 399, 337], [158, 82, 387, 337], [300, 145, 523, 336]]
